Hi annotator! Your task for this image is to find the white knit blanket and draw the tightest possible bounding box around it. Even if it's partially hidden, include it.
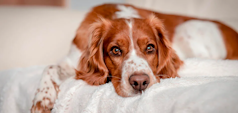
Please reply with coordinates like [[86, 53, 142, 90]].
[[0, 58, 238, 113]]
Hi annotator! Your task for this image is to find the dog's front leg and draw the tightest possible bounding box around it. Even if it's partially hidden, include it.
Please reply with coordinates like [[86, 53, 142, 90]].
[[30, 44, 81, 113], [31, 63, 75, 113]]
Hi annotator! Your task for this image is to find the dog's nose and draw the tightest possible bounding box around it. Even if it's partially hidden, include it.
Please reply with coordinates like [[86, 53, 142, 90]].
[[129, 74, 150, 91]]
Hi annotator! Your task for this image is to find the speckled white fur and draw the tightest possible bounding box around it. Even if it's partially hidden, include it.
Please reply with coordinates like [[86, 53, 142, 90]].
[[32, 44, 82, 112], [172, 20, 227, 60], [32, 66, 59, 110]]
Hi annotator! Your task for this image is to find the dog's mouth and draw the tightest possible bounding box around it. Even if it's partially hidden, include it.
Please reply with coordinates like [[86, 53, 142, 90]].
[[106, 75, 112, 83], [133, 90, 145, 95]]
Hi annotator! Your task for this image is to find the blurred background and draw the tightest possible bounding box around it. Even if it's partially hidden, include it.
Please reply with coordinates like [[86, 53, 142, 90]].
[[0, 0, 238, 71]]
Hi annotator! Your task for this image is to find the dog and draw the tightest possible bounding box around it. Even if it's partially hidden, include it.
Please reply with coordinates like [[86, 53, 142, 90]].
[[31, 4, 238, 113]]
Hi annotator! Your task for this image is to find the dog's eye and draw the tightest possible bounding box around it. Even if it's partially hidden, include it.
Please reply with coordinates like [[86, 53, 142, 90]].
[[146, 44, 155, 54], [111, 47, 122, 56]]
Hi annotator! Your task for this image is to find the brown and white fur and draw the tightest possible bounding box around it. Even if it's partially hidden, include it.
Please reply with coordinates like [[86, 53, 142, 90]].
[[31, 4, 238, 113]]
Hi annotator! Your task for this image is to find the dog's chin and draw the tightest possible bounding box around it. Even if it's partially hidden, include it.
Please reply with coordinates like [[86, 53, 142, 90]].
[[125, 90, 147, 97], [116, 86, 145, 97], [132, 90, 145, 96]]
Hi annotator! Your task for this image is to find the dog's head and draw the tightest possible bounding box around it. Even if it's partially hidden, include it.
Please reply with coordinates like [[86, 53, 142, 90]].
[[76, 15, 182, 97]]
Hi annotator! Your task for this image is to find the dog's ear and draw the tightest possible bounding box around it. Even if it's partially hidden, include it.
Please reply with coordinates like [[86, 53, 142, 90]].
[[146, 14, 183, 78], [75, 17, 111, 85]]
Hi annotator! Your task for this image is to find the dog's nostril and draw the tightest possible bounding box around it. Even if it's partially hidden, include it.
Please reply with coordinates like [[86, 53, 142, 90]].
[[143, 81, 147, 86], [129, 74, 150, 91], [134, 81, 138, 86]]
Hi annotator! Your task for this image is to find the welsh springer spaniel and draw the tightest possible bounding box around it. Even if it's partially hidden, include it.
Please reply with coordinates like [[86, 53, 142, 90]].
[[31, 4, 238, 112]]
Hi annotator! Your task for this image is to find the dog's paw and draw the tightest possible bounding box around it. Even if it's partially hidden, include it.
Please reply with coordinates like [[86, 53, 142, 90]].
[[31, 82, 59, 113], [31, 81, 59, 113], [31, 100, 54, 113], [31, 66, 60, 113]]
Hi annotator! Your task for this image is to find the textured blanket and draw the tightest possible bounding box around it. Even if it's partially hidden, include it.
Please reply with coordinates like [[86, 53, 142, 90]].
[[0, 58, 238, 113]]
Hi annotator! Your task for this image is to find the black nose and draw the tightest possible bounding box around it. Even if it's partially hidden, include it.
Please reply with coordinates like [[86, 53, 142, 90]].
[[129, 74, 150, 91]]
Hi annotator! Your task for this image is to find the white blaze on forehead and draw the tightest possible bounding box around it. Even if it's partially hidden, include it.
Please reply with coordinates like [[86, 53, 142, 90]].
[[172, 20, 227, 60], [125, 20, 134, 48], [116, 5, 141, 19]]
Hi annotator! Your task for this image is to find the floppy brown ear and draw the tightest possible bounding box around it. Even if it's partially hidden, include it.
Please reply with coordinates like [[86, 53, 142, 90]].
[[75, 17, 111, 85], [146, 14, 183, 78]]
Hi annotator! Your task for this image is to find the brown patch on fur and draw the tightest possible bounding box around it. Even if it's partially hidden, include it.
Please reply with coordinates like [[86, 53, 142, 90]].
[[75, 18, 112, 85], [216, 21, 238, 59], [146, 14, 183, 79]]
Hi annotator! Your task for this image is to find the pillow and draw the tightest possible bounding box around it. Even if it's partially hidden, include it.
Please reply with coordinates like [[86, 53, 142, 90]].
[[0, 6, 86, 71]]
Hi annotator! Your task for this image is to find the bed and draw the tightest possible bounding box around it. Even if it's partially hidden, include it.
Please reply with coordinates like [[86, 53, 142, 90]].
[[0, 59, 238, 113], [1, 1, 238, 113]]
